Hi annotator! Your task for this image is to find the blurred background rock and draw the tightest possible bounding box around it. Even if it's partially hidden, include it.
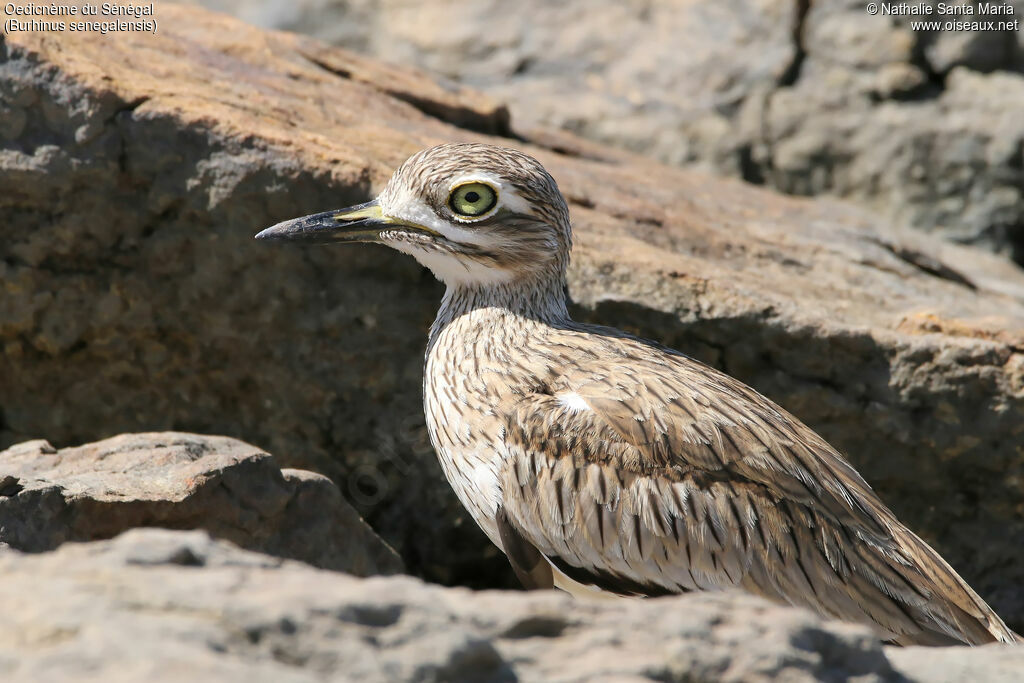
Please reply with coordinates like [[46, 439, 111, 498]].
[[185, 0, 1024, 262]]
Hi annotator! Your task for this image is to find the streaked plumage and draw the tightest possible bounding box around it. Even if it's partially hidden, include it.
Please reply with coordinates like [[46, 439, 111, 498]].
[[258, 143, 1019, 646]]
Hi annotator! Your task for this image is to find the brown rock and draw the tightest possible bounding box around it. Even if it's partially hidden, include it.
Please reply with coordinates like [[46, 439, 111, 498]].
[[199, 0, 1024, 259], [1, 5, 1022, 629], [0, 433, 402, 576]]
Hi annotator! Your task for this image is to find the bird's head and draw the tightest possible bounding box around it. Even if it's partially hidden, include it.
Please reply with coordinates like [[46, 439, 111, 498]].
[[256, 143, 572, 288]]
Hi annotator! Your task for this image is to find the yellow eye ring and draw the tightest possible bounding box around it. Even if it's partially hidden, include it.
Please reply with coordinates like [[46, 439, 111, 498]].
[[449, 182, 498, 218]]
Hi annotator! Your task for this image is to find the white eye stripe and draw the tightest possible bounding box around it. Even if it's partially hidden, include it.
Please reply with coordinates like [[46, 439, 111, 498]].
[[447, 172, 500, 193]]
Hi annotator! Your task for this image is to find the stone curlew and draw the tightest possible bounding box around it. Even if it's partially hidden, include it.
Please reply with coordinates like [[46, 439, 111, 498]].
[[257, 142, 1019, 646]]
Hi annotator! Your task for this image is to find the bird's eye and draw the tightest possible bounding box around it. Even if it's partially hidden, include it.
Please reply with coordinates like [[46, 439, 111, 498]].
[[449, 182, 498, 218]]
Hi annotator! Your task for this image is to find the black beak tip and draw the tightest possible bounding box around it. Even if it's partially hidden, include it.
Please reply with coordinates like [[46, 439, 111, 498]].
[[254, 220, 297, 242]]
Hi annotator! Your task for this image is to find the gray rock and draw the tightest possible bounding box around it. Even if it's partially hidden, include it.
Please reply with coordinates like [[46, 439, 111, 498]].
[[190, 0, 1024, 260], [0, 432, 402, 576], [0, 528, 1020, 682], [0, 527, 993, 683], [2, 5, 1023, 633], [888, 642, 1024, 683], [761, 0, 1024, 260]]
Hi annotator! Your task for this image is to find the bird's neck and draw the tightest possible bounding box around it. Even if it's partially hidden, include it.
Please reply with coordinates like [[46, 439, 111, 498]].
[[430, 271, 570, 342]]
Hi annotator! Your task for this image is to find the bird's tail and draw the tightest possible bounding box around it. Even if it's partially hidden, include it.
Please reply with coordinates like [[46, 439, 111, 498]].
[[890, 525, 1018, 646]]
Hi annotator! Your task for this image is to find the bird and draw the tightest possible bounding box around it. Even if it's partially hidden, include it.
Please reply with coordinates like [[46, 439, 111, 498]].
[[256, 142, 1019, 646]]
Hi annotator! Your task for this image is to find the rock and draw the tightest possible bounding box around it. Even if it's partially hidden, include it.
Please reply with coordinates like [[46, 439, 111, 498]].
[[0, 528, 1019, 682], [195, 0, 1024, 260], [763, 0, 1024, 259], [1, 527, 1010, 683], [888, 643, 1024, 683], [2, 4, 1023, 631], [0, 433, 402, 576]]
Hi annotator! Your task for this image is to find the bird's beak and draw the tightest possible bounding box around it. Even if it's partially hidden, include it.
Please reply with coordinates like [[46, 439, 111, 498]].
[[254, 199, 435, 245]]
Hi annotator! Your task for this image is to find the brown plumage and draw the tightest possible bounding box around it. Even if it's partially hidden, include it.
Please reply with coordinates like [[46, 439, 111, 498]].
[[257, 142, 1020, 646]]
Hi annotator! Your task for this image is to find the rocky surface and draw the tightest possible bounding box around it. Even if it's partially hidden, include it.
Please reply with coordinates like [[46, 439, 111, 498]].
[[1, 528, 1021, 682], [0, 432, 402, 576], [192, 0, 1024, 260], [2, 3, 1023, 633]]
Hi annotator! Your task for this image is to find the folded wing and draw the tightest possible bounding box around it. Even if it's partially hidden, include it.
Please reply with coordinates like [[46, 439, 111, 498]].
[[496, 332, 1017, 646]]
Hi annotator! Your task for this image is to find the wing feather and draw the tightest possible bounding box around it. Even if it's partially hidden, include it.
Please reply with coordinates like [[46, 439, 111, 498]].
[[497, 331, 1018, 645]]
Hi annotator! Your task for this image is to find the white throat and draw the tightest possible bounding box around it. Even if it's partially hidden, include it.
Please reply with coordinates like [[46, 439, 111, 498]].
[[386, 239, 515, 288]]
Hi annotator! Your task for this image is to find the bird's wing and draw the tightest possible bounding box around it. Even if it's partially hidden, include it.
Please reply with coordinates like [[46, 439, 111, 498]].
[[496, 333, 1016, 645]]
